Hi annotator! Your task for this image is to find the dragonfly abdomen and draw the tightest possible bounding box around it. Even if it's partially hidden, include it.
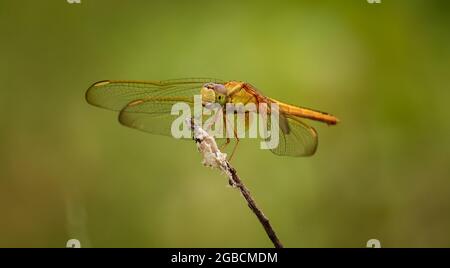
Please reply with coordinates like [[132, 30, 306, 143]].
[[277, 102, 339, 125]]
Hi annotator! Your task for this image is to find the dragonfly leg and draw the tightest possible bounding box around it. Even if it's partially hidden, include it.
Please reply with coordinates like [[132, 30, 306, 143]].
[[218, 114, 240, 161], [220, 138, 231, 150], [227, 126, 240, 161], [228, 138, 239, 162], [219, 114, 231, 150], [204, 107, 222, 133]]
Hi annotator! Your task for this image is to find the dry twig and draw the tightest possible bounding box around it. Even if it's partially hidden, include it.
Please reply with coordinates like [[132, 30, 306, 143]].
[[188, 118, 283, 248]]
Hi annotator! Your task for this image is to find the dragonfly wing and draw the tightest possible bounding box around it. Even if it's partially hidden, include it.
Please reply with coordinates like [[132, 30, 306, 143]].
[[118, 97, 225, 139], [268, 113, 318, 156], [240, 84, 318, 156], [86, 78, 223, 111], [118, 98, 191, 137]]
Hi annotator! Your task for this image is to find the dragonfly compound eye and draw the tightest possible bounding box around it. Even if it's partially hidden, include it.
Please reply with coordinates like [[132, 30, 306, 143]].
[[200, 85, 216, 104], [213, 83, 227, 95]]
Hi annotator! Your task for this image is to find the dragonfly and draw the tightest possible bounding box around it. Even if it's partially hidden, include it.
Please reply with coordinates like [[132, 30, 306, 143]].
[[86, 78, 339, 158]]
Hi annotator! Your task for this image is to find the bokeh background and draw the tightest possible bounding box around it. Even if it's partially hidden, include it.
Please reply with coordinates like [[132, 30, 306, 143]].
[[0, 0, 449, 247]]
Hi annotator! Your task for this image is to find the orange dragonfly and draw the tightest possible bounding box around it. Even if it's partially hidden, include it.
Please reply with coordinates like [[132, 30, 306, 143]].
[[86, 78, 339, 157]]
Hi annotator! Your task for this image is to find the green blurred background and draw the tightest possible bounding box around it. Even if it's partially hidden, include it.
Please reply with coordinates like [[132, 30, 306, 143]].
[[1, 0, 449, 247]]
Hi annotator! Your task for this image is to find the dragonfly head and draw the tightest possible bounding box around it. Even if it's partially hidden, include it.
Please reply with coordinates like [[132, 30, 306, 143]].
[[201, 83, 227, 107]]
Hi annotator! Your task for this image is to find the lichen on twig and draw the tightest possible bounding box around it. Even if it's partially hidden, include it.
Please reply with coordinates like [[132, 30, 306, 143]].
[[188, 118, 284, 248]]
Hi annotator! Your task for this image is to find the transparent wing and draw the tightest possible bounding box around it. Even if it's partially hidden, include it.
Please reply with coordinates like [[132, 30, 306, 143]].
[[268, 114, 318, 156], [118, 97, 226, 139], [118, 98, 192, 137], [85, 78, 223, 111], [237, 84, 318, 156]]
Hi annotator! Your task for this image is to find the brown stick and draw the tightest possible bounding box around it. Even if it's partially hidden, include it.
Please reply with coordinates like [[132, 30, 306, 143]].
[[225, 163, 284, 248], [189, 118, 283, 248]]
